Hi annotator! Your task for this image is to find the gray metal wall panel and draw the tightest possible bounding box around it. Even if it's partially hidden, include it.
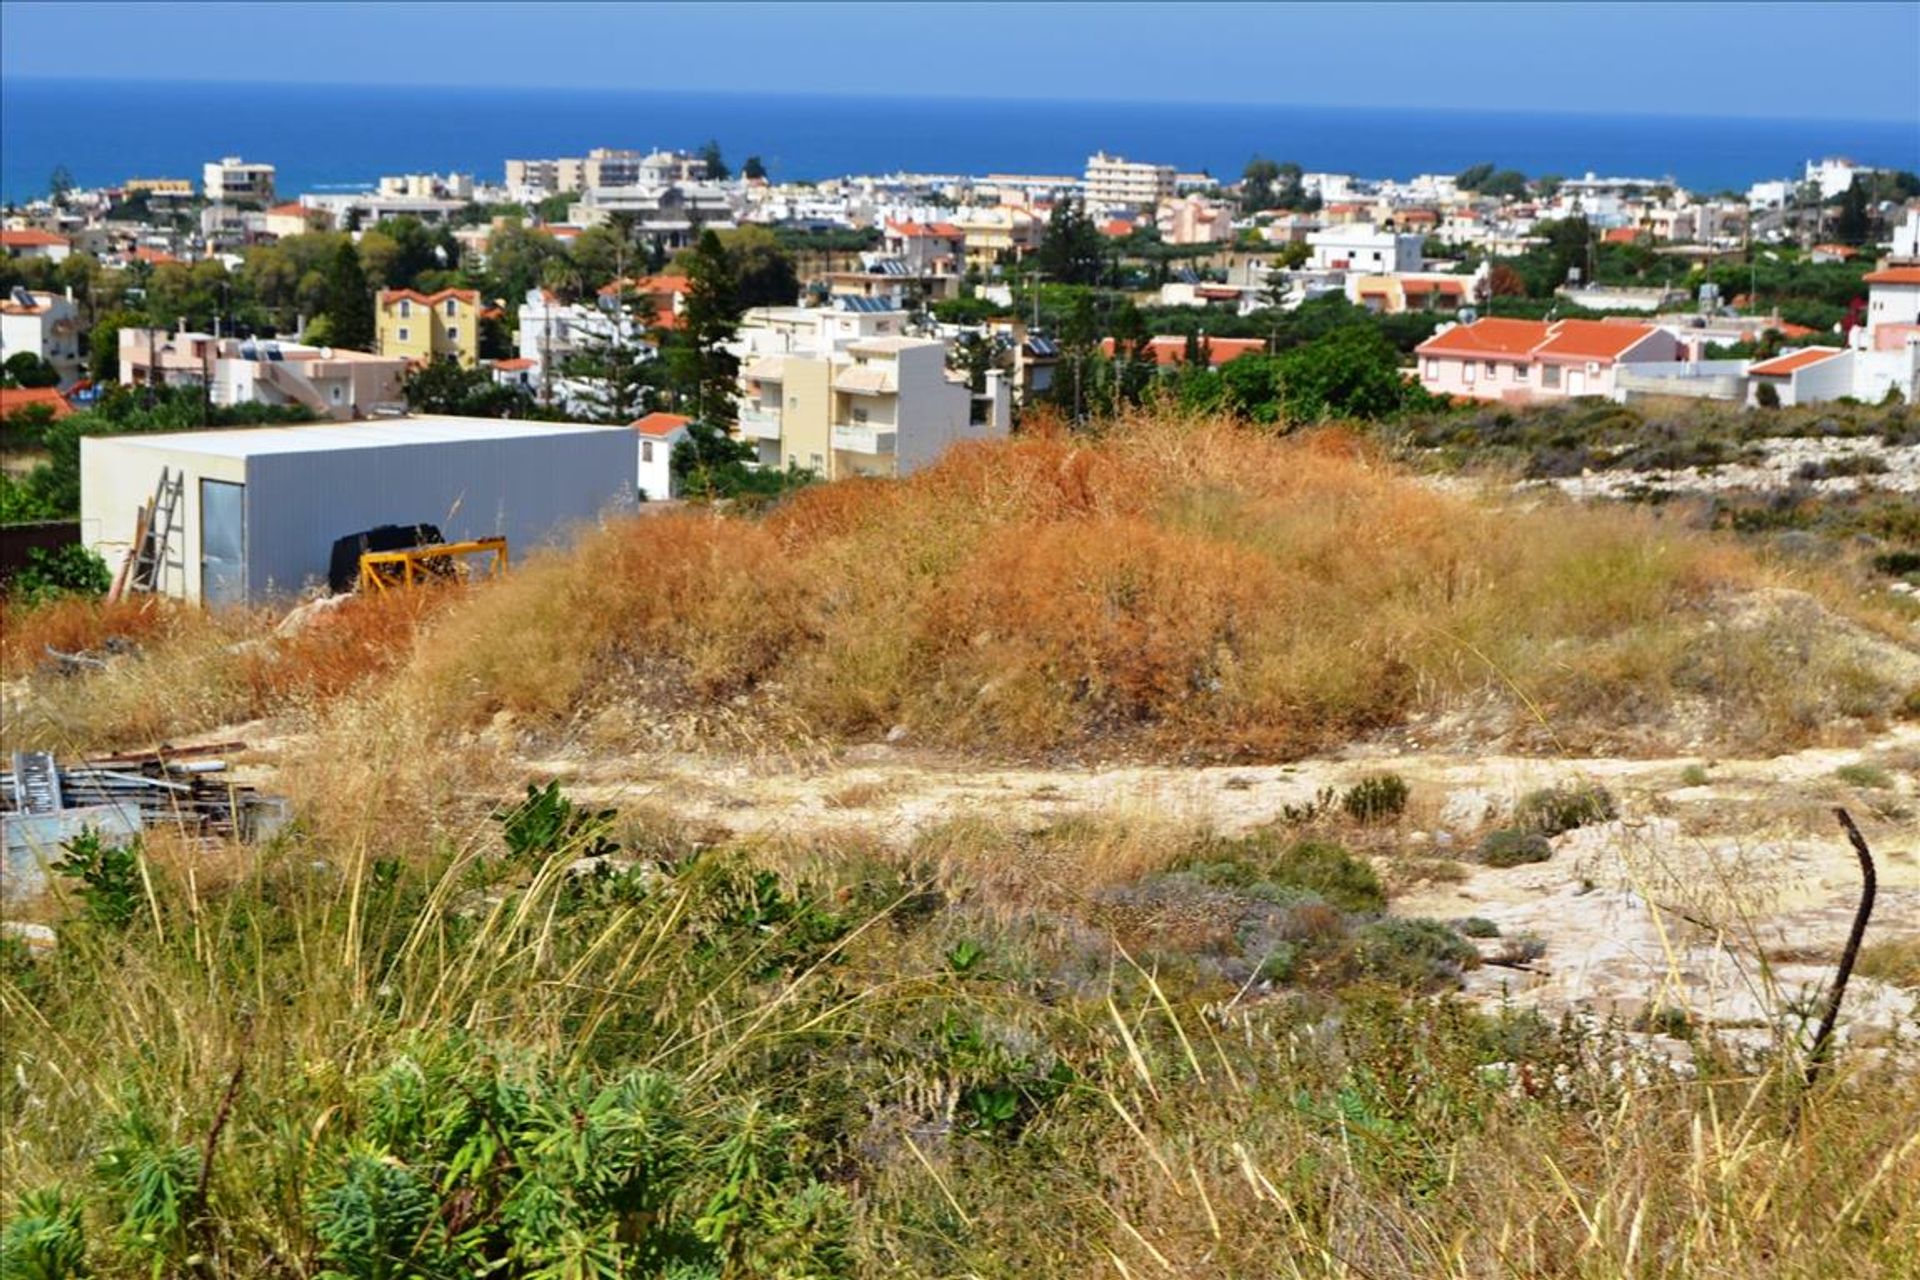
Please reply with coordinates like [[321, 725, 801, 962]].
[[242, 431, 635, 599]]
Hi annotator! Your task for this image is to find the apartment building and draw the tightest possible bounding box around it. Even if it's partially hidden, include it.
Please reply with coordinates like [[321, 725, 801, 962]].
[[1083, 152, 1175, 214], [1156, 195, 1235, 245], [1306, 223, 1425, 274], [881, 220, 965, 275], [947, 206, 1042, 272], [732, 304, 1008, 480], [119, 329, 409, 419], [1, 287, 83, 386], [202, 156, 276, 205], [505, 148, 708, 198], [377, 288, 480, 366], [516, 286, 653, 376]]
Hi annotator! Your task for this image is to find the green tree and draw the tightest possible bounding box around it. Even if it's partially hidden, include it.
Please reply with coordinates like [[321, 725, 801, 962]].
[[325, 240, 375, 351], [670, 229, 742, 433], [47, 165, 75, 204], [1037, 199, 1107, 287], [720, 225, 799, 310], [1455, 162, 1497, 192], [567, 317, 659, 424], [1274, 324, 1411, 421], [403, 358, 524, 417], [1241, 156, 1281, 213], [698, 140, 731, 182], [1534, 173, 1565, 200], [742, 155, 768, 181], [3, 352, 61, 388], [1834, 176, 1871, 246], [1481, 170, 1529, 201]]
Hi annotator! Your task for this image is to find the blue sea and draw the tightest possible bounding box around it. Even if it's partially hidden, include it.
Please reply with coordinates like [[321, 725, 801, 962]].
[[3, 78, 1916, 203]]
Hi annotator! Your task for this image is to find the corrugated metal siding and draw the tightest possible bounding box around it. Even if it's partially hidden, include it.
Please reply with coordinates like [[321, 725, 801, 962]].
[[242, 431, 635, 599]]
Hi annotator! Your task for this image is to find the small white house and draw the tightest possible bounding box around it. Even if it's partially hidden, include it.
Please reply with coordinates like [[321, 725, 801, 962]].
[[81, 416, 636, 604], [631, 412, 690, 501], [1306, 223, 1424, 275], [0, 287, 83, 386]]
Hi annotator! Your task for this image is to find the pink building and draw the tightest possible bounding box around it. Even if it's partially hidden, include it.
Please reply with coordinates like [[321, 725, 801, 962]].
[[1415, 317, 1682, 402]]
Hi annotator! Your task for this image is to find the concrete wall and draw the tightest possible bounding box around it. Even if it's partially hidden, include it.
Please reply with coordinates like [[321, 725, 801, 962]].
[[81, 437, 248, 601]]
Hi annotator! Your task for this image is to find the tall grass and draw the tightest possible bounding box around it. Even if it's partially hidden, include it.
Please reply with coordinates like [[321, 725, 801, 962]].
[[4, 799, 1915, 1277]]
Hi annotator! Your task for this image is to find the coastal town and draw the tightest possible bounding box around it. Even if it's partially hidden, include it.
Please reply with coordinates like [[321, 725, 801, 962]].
[[5, 139, 1917, 601], [4, 3, 1920, 1275]]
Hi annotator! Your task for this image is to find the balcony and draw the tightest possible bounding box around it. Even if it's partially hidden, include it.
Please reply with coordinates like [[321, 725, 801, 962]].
[[831, 424, 895, 455], [738, 403, 783, 440]]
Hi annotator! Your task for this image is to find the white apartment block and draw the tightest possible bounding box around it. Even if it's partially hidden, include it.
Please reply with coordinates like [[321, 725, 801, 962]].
[[1083, 152, 1176, 213], [505, 148, 708, 198], [1, 287, 83, 386], [1306, 223, 1424, 274], [202, 156, 276, 205], [732, 304, 1009, 480], [516, 287, 650, 376]]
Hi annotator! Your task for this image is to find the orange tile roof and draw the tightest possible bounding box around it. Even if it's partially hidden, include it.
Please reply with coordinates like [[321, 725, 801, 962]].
[[1416, 317, 1660, 363], [0, 386, 73, 420], [1101, 336, 1267, 367], [1747, 346, 1846, 376], [1811, 243, 1858, 257], [1602, 227, 1641, 244], [378, 287, 480, 309], [266, 202, 309, 218], [132, 246, 183, 265], [1863, 266, 1920, 285], [491, 356, 536, 371], [0, 228, 69, 248], [1776, 321, 1816, 339], [597, 274, 691, 299], [1416, 317, 1552, 357], [630, 411, 691, 437], [886, 220, 963, 238]]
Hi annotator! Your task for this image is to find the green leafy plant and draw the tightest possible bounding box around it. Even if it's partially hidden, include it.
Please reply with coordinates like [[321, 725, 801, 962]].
[[1513, 781, 1617, 837], [493, 780, 620, 862], [944, 938, 987, 975], [1477, 828, 1553, 868], [1342, 773, 1410, 823], [0, 1185, 91, 1279], [9, 543, 113, 605], [54, 829, 143, 929], [1270, 839, 1386, 913], [1834, 762, 1892, 790]]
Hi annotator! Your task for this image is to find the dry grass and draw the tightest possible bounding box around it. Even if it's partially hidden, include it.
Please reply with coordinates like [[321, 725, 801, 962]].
[[389, 414, 1916, 762]]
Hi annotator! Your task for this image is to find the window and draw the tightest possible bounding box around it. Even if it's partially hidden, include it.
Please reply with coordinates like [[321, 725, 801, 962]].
[[1515, 363, 1529, 381], [1463, 362, 1475, 384], [1542, 365, 1561, 388], [398, 299, 411, 317], [853, 407, 869, 424], [397, 327, 410, 342], [642, 441, 654, 463], [1484, 361, 1497, 378], [1422, 359, 1437, 380], [445, 299, 458, 316]]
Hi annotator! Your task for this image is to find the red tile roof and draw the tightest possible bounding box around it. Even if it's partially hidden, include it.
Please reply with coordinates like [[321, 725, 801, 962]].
[[378, 287, 480, 308], [1863, 266, 1920, 285], [1747, 346, 1846, 376], [1602, 227, 1642, 244], [491, 357, 536, 371], [0, 228, 69, 249], [1101, 336, 1267, 367], [0, 386, 73, 420], [630, 411, 691, 437], [266, 202, 310, 218], [1416, 317, 1660, 363], [132, 246, 182, 265], [598, 274, 691, 300], [886, 220, 963, 239]]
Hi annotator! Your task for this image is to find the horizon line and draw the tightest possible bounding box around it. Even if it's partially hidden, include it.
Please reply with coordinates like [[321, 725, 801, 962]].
[[3, 74, 1915, 130]]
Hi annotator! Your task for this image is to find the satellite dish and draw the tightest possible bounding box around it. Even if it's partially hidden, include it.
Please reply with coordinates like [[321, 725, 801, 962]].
[[319, 347, 334, 359]]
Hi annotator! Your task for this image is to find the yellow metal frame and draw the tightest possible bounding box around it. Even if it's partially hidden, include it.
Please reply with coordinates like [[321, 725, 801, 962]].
[[357, 537, 509, 594]]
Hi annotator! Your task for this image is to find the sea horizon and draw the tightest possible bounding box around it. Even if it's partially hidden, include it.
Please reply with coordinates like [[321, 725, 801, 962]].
[[3, 76, 1916, 204]]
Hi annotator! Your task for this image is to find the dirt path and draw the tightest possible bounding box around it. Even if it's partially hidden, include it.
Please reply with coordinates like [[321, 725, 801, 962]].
[[529, 724, 1919, 1058]]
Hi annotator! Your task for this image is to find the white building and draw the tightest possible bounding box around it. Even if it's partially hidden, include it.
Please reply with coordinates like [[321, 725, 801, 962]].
[[0, 287, 83, 386], [0, 227, 73, 263], [1805, 157, 1877, 200], [1083, 152, 1176, 214], [630, 411, 690, 501], [1305, 223, 1424, 275], [377, 173, 475, 201], [731, 303, 1009, 480], [119, 329, 409, 420], [81, 417, 636, 604], [202, 156, 276, 205]]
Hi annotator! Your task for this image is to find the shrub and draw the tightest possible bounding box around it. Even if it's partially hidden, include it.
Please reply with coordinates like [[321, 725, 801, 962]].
[[1755, 381, 1781, 409], [1351, 918, 1478, 988], [7, 544, 112, 605], [1477, 827, 1553, 868], [1679, 763, 1711, 787], [1270, 839, 1385, 913], [53, 829, 143, 929], [1341, 773, 1409, 823], [1513, 781, 1617, 837], [1834, 762, 1892, 790], [0, 1185, 90, 1278], [1456, 916, 1500, 938]]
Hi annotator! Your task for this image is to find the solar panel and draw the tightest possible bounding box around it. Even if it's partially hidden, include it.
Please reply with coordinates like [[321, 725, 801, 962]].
[[836, 296, 896, 313]]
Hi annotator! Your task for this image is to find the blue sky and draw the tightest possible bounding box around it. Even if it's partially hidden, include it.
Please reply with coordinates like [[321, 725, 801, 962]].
[[3, 1, 1917, 122]]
